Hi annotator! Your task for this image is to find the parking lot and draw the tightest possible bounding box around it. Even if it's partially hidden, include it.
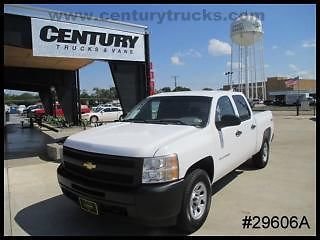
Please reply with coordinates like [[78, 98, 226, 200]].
[[4, 111, 316, 236]]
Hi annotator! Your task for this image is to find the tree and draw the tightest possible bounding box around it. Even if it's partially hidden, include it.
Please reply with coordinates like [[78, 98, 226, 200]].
[[4, 92, 40, 105], [172, 86, 191, 92], [202, 88, 213, 91], [160, 87, 171, 92], [80, 90, 90, 99], [109, 87, 118, 99]]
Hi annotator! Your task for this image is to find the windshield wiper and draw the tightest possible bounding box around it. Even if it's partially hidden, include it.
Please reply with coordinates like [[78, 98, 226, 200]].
[[121, 118, 148, 123], [148, 119, 188, 125]]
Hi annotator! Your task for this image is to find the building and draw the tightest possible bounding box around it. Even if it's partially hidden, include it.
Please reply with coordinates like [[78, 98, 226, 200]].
[[266, 77, 316, 102], [223, 82, 265, 99], [4, 4, 151, 124], [222, 76, 316, 101]]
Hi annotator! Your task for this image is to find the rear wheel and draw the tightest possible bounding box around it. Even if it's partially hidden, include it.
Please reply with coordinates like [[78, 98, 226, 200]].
[[177, 169, 212, 234], [90, 116, 98, 123], [253, 139, 269, 169]]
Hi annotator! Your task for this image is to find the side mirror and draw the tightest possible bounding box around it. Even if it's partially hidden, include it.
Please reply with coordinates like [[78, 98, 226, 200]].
[[216, 115, 241, 130]]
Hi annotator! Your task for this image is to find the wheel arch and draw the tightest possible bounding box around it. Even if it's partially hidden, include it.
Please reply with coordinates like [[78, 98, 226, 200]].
[[263, 127, 272, 144], [90, 115, 99, 121], [184, 156, 214, 183]]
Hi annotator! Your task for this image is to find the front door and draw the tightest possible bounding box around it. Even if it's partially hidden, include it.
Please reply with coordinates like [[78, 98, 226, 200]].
[[214, 96, 242, 179]]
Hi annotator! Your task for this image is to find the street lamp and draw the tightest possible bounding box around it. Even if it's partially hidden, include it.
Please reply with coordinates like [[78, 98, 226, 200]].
[[224, 72, 234, 90], [50, 86, 56, 118]]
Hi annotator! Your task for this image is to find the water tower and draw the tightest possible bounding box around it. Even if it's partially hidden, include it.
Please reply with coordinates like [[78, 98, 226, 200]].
[[230, 15, 266, 100]]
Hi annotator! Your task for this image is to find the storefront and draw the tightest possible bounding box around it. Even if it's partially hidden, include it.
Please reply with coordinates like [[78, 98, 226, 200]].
[[4, 4, 152, 125]]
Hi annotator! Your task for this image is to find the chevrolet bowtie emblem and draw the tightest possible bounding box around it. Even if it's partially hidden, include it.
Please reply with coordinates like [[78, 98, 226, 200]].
[[82, 161, 96, 170]]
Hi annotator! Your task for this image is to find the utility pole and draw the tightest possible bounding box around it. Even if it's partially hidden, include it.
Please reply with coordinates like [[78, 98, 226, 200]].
[[296, 76, 300, 116], [172, 75, 179, 90], [224, 72, 233, 90]]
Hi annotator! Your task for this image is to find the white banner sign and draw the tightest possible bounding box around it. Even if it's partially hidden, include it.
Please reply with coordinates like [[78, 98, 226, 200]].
[[31, 18, 145, 61]]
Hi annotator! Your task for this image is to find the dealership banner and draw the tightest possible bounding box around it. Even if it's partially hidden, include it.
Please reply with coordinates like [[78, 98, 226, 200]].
[[31, 18, 145, 61]]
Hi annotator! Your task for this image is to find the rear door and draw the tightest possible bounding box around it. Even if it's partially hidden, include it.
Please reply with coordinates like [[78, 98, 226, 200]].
[[231, 95, 257, 165], [111, 107, 122, 120]]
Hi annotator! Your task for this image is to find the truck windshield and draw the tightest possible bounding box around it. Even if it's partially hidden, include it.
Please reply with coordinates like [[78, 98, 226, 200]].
[[123, 96, 212, 128]]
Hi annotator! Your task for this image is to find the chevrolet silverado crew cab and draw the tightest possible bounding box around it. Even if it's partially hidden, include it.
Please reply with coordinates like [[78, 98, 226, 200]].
[[57, 91, 274, 233]]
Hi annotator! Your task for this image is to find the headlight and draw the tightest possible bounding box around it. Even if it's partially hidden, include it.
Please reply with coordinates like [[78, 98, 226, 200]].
[[142, 154, 179, 184]]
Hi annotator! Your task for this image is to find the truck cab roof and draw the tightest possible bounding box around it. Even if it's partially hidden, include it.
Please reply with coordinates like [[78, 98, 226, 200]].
[[150, 90, 241, 99]]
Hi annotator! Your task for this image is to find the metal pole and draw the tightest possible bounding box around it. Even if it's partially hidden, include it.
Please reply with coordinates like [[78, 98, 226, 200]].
[[230, 43, 233, 89], [227, 73, 229, 88], [239, 45, 242, 92], [172, 75, 179, 90], [260, 38, 266, 100], [53, 93, 56, 118], [250, 45, 253, 99], [253, 42, 258, 99], [230, 72, 233, 90], [245, 46, 249, 98], [144, 34, 151, 97], [76, 70, 81, 125], [296, 76, 300, 116]]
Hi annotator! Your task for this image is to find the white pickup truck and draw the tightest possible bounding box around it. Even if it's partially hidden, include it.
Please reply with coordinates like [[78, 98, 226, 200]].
[[57, 91, 274, 233]]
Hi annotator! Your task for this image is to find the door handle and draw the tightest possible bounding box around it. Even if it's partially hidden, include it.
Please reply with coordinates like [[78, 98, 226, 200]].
[[235, 130, 242, 137], [251, 124, 256, 129]]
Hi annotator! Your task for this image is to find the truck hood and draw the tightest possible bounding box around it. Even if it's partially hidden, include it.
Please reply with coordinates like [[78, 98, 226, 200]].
[[64, 122, 199, 157]]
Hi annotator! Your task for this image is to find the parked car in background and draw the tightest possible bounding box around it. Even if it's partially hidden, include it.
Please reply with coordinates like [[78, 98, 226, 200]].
[[9, 105, 18, 114], [274, 99, 285, 106], [252, 98, 260, 105], [25, 104, 44, 117], [82, 106, 123, 123], [307, 97, 316, 106], [5, 104, 10, 113], [81, 104, 91, 114], [17, 105, 26, 114], [247, 98, 255, 108], [33, 103, 63, 118], [263, 100, 275, 106], [33, 103, 91, 118], [91, 103, 114, 112]]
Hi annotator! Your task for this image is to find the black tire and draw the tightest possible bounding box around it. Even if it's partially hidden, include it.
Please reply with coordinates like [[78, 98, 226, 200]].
[[252, 139, 269, 169], [90, 116, 98, 123], [177, 169, 212, 234]]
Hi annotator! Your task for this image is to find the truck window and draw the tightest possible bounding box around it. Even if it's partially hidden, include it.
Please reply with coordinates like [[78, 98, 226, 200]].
[[124, 96, 212, 127], [215, 96, 236, 122], [151, 101, 160, 119], [232, 95, 251, 121]]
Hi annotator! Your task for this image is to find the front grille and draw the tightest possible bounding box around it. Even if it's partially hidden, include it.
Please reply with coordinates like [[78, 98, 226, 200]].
[[63, 146, 143, 187], [61, 186, 128, 216], [71, 184, 105, 198]]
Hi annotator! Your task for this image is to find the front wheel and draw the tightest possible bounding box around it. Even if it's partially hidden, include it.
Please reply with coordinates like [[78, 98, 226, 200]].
[[252, 139, 269, 169], [90, 116, 98, 123], [177, 169, 212, 234]]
